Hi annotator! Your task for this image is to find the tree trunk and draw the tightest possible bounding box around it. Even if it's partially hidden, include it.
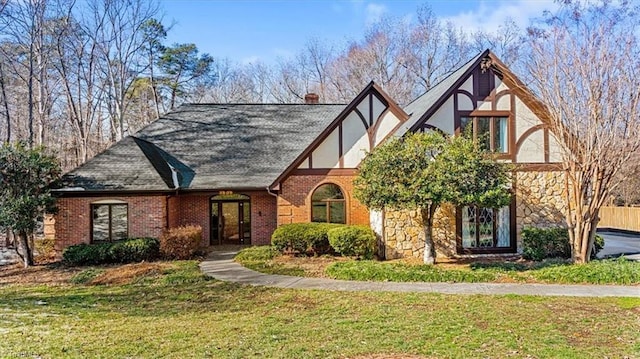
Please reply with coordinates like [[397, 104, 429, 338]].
[[420, 205, 438, 265], [0, 61, 11, 143], [15, 230, 34, 268]]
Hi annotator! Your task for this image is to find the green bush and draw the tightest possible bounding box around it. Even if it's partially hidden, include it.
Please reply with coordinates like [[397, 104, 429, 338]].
[[62, 237, 160, 266], [522, 227, 605, 261], [160, 225, 202, 260], [109, 237, 160, 263], [328, 225, 376, 259], [271, 223, 341, 255]]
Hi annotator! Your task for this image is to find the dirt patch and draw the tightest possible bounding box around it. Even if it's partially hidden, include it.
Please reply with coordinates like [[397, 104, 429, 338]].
[[89, 262, 173, 285], [0, 263, 81, 285]]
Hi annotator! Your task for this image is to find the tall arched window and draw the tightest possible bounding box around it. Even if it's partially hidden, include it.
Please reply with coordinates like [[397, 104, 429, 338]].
[[311, 184, 346, 224]]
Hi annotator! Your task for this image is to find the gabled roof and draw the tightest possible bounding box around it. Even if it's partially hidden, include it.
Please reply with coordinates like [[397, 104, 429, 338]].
[[268, 81, 409, 189], [395, 50, 488, 135], [59, 103, 345, 191]]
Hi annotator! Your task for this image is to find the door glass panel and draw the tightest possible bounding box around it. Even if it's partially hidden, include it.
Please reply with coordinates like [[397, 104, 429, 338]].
[[496, 206, 510, 247], [111, 205, 128, 240], [221, 202, 240, 243], [211, 203, 220, 244], [241, 201, 251, 243], [478, 208, 494, 247], [462, 206, 475, 248], [92, 205, 109, 242]]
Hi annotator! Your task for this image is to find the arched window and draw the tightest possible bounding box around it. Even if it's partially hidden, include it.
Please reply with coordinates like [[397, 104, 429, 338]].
[[311, 184, 346, 224]]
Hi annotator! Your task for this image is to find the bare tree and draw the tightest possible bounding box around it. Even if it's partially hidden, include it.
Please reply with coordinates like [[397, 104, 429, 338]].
[[522, 1, 640, 262]]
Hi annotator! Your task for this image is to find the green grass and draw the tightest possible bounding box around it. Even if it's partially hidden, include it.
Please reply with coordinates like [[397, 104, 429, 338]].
[[328, 257, 640, 285], [234, 246, 639, 285], [235, 245, 305, 276], [326, 261, 499, 282], [0, 260, 639, 358]]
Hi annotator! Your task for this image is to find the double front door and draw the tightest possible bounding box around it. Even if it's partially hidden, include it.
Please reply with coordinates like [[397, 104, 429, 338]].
[[210, 195, 251, 245]]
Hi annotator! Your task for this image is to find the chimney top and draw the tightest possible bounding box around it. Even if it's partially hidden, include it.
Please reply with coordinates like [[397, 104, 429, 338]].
[[304, 93, 320, 104]]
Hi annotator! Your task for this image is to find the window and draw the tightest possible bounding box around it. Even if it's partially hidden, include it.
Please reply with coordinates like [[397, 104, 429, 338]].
[[92, 203, 128, 242], [311, 184, 346, 224], [460, 205, 511, 250], [460, 116, 508, 153]]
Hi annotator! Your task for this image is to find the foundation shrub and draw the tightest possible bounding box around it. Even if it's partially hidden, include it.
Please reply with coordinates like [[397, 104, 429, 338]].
[[328, 225, 376, 259], [271, 223, 341, 255], [160, 225, 202, 259], [62, 237, 159, 266], [522, 227, 604, 261]]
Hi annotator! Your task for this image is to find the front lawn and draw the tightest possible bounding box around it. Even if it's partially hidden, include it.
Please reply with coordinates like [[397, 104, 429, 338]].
[[0, 260, 639, 358], [235, 246, 640, 285]]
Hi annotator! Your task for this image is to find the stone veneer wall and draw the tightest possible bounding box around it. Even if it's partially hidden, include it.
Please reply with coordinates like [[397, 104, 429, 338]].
[[383, 204, 456, 260], [382, 171, 567, 260], [515, 171, 567, 247]]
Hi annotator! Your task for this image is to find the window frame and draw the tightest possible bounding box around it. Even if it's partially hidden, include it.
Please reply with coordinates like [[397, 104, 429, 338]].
[[455, 198, 516, 254], [90, 202, 128, 243], [310, 183, 346, 224], [458, 111, 511, 157]]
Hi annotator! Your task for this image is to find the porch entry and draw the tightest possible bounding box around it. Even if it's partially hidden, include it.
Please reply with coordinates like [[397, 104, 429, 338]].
[[210, 194, 251, 245]]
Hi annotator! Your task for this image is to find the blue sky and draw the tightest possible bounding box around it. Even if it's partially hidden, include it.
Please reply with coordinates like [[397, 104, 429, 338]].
[[159, 0, 557, 65]]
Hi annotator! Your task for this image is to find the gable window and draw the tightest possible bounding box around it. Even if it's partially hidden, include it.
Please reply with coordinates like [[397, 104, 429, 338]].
[[311, 183, 346, 224], [460, 116, 508, 153], [92, 202, 128, 242]]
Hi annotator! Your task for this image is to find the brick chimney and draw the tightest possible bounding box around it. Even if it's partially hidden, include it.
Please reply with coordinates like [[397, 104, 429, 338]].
[[304, 93, 320, 104]]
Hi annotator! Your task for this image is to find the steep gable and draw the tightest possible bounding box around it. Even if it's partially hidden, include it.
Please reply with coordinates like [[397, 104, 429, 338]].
[[400, 50, 562, 165], [270, 82, 408, 189]]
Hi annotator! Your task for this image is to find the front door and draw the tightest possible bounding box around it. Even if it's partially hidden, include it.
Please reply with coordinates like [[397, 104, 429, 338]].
[[210, 194, 251, 245]]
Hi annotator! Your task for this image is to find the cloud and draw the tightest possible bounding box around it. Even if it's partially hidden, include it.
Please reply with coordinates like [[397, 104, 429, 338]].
[[441, 0, 559, 34], [365, 3, 388, 25]]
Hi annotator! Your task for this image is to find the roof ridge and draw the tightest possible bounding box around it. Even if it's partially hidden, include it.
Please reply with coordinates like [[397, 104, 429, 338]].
[[182, 102, 348, 106]]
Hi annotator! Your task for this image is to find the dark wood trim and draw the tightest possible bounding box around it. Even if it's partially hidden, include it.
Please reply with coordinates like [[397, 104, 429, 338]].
[[468, 110, 510, 117], [510, 93, 516, 162], [338, 123, 344, 168], [409, 49, 490, 133], [543, 128, 550, 162], [495, 89, 510, 106], [90, 202, 129, 243], [515, 124, 546, 153], [371, 82, 409, 122], [369, 93, 374, 127], [271, 81, 402, 189], [455, 197, 517, 255], [354, 107, 369, 130], [515, 163, 563, 172], [308, 153, 313, 168], [292, 168, 358, 176]]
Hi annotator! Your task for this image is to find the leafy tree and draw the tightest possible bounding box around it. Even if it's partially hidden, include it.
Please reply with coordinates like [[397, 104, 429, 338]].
[[157, 43, 215, 110], [0, 142, 60, 267], [524, 1, 640, 262], [354, 132, 511, 264]]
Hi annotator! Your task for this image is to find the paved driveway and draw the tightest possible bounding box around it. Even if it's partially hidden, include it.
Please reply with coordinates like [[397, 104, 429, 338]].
[[597, 230, 640, 260]]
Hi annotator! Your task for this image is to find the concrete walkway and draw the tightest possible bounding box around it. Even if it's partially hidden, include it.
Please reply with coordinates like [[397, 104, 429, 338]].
[[199, 250, 640, 298]]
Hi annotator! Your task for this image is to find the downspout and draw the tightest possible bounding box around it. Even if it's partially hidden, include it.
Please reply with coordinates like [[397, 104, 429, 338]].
[[266, 185, 278, 198]]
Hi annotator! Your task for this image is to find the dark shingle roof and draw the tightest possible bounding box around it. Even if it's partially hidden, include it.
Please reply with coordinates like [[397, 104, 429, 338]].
[[60, 103, 345, 191]]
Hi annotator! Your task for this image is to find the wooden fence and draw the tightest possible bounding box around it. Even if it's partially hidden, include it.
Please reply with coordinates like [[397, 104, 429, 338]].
[[598, 206, 640, 232]]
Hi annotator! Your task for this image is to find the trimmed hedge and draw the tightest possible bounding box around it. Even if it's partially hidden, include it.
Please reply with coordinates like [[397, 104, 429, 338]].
[[160, 225, 202, 260], [328, 225, 376, 259], [271, 223, 342, 255], [522, 227, 604, 261], [63, 237, 160, 266]]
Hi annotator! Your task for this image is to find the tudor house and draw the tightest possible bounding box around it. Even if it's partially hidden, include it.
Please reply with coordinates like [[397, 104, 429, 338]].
[[52, 50, 567, 259]]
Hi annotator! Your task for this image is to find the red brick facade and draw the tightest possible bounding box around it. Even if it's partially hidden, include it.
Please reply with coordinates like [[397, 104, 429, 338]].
[[54, 191, 277, 253], [54, 195, 167, 253], [277, 174, 369, 226]]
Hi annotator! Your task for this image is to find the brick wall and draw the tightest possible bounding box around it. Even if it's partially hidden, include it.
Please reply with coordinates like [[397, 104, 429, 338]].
[[54, 195, 167, 254], [277, 174, 369, 226], [54, 191, 278, 252]]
